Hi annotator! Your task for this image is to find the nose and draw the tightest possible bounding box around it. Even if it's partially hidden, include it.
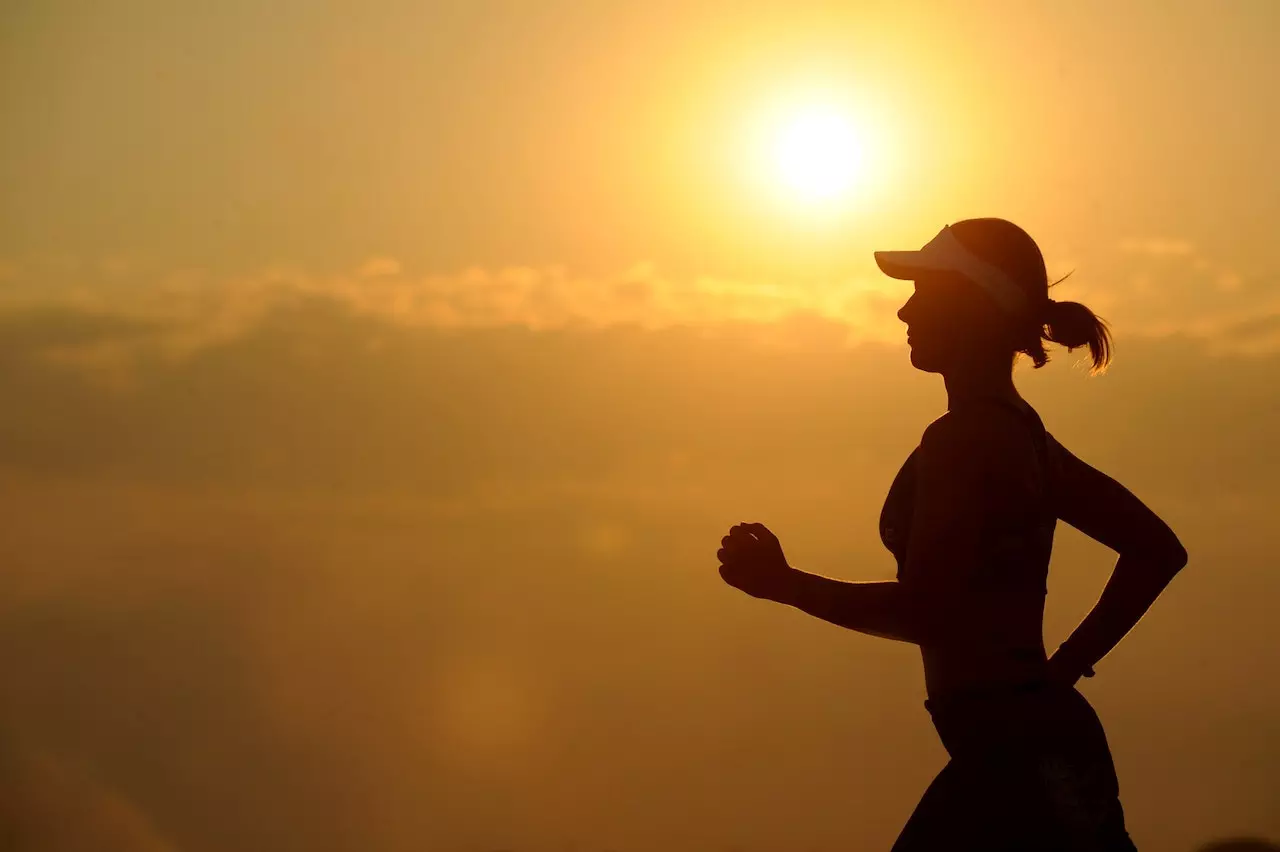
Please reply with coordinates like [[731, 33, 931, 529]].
[[897, 293, 915, 325]]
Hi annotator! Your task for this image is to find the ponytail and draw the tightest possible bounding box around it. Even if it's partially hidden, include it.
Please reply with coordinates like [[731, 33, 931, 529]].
[[1043, 298, 1112, 374]]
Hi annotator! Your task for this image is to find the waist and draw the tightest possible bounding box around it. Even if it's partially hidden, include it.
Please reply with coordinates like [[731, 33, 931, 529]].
[[921, 638, 1048, 699], [923, 680, 1108, 761], [924, 677, 1054, 714]]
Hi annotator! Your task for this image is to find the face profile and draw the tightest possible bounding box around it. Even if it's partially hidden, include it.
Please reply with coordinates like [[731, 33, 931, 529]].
[[895, 269, 1012, 375]]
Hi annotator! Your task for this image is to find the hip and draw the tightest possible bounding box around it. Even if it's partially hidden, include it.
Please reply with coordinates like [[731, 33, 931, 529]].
[[919, 682, 1131, 846], [924, 680, 1117, 772]]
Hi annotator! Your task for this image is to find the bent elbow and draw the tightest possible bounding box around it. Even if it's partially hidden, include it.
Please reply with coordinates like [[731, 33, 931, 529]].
[[1122, 528, 1187, 579], [1159, 522, 1189, 573], [1148, 533, 1188, 578]]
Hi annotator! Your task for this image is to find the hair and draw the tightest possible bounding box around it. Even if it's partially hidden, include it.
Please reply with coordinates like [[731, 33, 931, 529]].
[[948, 218, 1113, 374]]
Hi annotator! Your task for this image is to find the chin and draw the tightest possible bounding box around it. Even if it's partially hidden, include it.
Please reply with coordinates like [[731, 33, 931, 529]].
[[908, 347, 946, 374]]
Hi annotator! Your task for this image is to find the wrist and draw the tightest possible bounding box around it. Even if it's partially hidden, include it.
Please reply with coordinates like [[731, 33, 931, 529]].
[[1053, 641, 1097, 678], [773, 565, 806, 607]]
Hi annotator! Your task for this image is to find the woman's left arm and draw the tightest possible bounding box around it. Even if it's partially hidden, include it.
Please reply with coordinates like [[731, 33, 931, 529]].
[[1047, 549, 1186, 683], [1047, 441, 1189, 681]]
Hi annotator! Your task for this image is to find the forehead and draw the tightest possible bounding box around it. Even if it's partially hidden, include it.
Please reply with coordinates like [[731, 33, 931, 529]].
[[910, 269, 972, 290]]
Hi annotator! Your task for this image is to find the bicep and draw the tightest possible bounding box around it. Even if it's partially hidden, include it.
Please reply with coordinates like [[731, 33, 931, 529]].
[[1050, 439, 1185, 560]]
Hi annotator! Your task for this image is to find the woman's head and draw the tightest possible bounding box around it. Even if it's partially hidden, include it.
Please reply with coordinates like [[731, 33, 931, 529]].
[[879, 218, 1112, 376]]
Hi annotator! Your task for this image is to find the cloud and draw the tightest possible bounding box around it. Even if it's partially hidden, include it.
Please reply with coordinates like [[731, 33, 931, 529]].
[[1118, 238, 1197, 256], [356, 256, 402, 278], [0, 258, 907, 372], [1203, 310, 1280, 356], [4, 246, 1277, 384], [0, 276, 1277, 503], [1056, 240, 1280, 356]]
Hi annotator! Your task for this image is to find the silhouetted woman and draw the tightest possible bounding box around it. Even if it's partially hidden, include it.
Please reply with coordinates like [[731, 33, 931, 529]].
[[716, 218, 1187, 850]]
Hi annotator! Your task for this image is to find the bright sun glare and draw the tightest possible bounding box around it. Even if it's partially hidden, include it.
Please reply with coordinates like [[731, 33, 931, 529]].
[[772, 107, 866, 204]]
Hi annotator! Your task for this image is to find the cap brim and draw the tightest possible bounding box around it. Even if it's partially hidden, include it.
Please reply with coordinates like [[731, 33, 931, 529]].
[[873, 250, 927, 280]]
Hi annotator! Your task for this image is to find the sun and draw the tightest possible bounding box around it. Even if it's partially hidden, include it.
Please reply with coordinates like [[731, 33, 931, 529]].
[[736, 89, 893, 217], [772, 107, 866, 205]]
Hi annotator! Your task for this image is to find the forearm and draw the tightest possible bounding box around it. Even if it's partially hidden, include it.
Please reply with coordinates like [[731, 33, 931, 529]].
[[774, 568, 921, 644], [1053, 547, 1187, 675]]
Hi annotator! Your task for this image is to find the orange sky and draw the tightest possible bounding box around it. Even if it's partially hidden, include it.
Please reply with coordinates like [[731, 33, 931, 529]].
[[0, 2, 1277, 850]]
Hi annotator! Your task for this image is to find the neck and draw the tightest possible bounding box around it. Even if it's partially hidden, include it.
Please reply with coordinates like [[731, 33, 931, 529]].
[[942, 358, 1019, 411]]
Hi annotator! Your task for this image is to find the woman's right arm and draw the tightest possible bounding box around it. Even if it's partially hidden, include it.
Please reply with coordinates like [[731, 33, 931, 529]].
[[718, 522, 921, 644], [774, 571, 920, 644], [1047, 439, 1189, 679]]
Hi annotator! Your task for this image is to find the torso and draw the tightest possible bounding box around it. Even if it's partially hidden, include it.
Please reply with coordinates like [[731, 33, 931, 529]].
[[880, 398, 1060, 700]]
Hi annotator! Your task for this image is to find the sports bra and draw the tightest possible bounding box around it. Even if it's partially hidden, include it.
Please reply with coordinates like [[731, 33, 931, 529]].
[[878, 398, 1057, 588]]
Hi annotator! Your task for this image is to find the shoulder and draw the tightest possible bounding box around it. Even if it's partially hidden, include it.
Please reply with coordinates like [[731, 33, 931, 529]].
[[916, 404, 1039, 489], [920, 403, 1036, 460]]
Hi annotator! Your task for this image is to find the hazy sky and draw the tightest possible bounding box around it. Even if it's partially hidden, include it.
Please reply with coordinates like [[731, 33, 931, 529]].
[[0, 2, 1278, 850]]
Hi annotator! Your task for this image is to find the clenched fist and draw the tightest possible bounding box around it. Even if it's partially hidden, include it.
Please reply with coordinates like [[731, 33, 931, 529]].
[[717, 522, 794, 601]]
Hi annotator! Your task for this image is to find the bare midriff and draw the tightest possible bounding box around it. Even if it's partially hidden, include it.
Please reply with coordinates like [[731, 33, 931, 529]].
[[919, 588, 1050, 700]]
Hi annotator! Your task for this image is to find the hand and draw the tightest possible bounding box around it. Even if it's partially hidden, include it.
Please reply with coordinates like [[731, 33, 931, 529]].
[[717, 522, 793, 601], [1046, 649, 1096, 689]]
